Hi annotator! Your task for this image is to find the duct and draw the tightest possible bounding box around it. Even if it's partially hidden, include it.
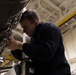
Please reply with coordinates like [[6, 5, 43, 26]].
[[54, 4, 76, 26], [0, 0, 30, 55]]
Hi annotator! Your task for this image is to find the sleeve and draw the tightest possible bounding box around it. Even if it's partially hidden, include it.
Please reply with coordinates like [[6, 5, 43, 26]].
[[11, 49, 22, 61], [22, 23, 60, 62]]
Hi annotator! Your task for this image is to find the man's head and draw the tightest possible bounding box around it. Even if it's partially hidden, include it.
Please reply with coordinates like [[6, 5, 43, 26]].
[[20, 9, 39, 37]]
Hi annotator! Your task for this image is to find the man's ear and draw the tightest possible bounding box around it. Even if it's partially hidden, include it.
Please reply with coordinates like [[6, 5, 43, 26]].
[[35, 20, 39, 26]]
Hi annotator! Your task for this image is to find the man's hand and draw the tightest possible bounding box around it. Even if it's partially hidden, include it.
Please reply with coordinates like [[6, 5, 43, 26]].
[[6, 37, 23, 50]]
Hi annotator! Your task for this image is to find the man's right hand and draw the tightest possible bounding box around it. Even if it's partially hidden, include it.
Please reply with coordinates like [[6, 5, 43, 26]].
[[6, 37, 23, 50]]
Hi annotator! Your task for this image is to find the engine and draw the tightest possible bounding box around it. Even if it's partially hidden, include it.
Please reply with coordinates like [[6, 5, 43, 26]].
[[0, 0, 29, 55]]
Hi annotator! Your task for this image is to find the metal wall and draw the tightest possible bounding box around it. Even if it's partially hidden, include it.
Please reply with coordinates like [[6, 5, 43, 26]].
[[63, 27, 76, 72]]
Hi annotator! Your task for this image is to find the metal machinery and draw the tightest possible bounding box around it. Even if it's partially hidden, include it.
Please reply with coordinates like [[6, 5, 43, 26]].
[[0, 0, 30, 75], [0, 0, 29, 55]]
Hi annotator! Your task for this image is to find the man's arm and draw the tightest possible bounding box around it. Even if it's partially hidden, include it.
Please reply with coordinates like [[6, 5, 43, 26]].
[[11, 49, 22, 61]]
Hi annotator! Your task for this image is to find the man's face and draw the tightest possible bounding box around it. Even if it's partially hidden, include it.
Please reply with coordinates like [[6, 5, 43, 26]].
[[20, 19, 38, 37]]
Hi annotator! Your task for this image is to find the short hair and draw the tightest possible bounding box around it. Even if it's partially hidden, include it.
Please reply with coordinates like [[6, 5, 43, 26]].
[[20, 9, 39, 23]]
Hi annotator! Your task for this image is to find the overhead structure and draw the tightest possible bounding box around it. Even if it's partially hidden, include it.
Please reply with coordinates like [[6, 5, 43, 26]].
[[26, 0, 76, 26]]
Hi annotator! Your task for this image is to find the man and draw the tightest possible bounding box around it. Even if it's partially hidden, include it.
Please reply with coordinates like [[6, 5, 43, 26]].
[[7, 9, 71, 75]]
